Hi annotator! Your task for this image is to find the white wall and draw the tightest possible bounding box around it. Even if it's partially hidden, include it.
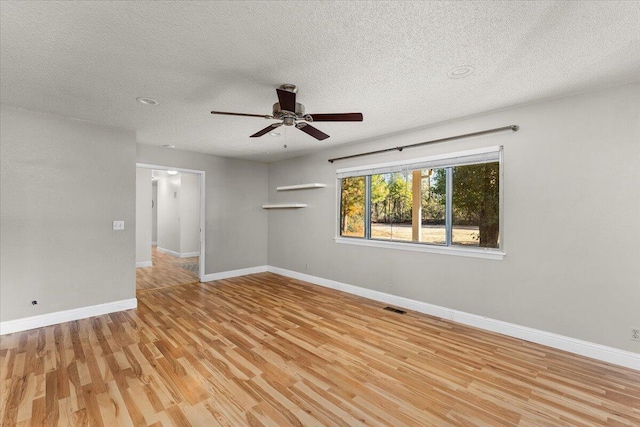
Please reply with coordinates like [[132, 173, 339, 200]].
[[155, 171, 200, 257], [157, 174, 181, 254], [266, 83, 640, 353], [135, 168, 152, 265], [137, 144, 269, 274], [0, 105, 136, 322], [179, 172, 200, 255], [152, 182, 157, 244]]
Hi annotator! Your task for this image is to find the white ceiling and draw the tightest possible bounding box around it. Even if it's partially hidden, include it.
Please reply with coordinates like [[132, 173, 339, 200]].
[[1, 1, 639, 162]]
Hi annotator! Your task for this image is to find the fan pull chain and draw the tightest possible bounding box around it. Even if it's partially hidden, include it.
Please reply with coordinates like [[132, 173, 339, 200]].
[[284, 126, 288, 149]]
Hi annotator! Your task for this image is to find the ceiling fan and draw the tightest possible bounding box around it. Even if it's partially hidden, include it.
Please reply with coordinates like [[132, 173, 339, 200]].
[[211, 84, 363, 141]]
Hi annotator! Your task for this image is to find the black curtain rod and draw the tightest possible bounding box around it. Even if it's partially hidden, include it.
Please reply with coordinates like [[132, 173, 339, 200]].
[[328, 125, 519, 163]]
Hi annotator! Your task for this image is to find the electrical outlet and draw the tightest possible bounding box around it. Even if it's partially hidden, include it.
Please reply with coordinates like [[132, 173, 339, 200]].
[[631, 327, 640, 342], [305, 263, 309, 270]]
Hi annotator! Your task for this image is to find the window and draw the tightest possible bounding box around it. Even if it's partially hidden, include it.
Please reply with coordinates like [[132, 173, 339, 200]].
[[337, 147, 503, 257]]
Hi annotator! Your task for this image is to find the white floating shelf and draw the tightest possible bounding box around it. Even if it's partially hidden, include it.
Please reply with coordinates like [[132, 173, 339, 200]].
[[262, 203, 307, 209], [277, 183, 326, 191]]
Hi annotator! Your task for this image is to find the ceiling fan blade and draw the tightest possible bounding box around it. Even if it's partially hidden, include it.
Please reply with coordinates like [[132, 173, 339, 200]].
[[296, 123, 330, 140], [250, 123, 283, 138], [276, 88, 296, 112], [307, 113, 363, 122], [211, 111, 272, 119]]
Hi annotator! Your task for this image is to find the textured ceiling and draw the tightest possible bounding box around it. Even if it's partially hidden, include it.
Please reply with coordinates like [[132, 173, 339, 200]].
[[1, 1, 639, 162]]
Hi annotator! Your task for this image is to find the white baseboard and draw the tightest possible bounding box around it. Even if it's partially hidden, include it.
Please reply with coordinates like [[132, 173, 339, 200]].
[[136, 261, 152, 268], [156, 247, 199, 258], [180, 251, 200, 258], [152, 241, 157, 245], [202, 265, 268, 282], [3, 266, 636, 370], [0, 298, 138, 335], [156, 246, 179, 257], [267, 266, 640, 371]]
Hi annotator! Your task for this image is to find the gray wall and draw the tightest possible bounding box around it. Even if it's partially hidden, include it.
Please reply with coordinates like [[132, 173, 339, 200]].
[[266, 83, 640, 352], [135, 167, 152, 264], [136, 144, 269, 274], [1, 106, 136, 322], [3, 84, 637, 355]]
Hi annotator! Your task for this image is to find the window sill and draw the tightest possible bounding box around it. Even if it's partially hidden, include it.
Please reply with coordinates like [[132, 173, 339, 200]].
[[334, 237, 505, 260]]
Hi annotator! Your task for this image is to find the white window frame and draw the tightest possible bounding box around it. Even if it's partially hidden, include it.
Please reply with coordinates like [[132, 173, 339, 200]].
[[334, 146, 505, 260]]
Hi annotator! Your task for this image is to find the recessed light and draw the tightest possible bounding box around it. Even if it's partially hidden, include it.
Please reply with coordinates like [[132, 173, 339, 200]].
[[136, 97, 159, 106], [269, 132, 281, 137], [162, 144, 175, 148], [167, 170, 178, 175], [448, 65, 474, 79]]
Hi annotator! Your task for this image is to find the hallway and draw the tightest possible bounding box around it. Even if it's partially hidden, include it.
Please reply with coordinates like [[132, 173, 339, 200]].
[[136, 246, 199, 291]]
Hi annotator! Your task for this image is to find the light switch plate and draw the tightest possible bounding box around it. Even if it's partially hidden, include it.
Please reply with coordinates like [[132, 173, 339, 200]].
[[113, 220, 125, 231]]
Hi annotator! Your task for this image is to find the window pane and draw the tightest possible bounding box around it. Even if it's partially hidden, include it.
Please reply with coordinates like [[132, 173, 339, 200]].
[[421, 168, 446, 245], [340, 176, 366, 238], [452, 162, 500, 248], [370, 172, 413, 242]]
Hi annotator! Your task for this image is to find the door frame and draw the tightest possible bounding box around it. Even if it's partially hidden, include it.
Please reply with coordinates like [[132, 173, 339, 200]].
[[136, 163, 206, 281]]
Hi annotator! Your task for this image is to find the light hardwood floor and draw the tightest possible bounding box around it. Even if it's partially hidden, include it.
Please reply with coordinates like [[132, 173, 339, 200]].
[[1, 273, 638, 426], [136, 247, 199, 291]]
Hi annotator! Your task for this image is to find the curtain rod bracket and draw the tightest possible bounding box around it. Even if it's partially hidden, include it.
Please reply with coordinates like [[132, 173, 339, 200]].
[[328, 125, 519, 163]]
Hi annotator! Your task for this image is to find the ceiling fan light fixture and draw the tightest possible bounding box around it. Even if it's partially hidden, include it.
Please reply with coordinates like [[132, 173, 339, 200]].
[[136, 97, 159, 106], [269, 132, 281, 137], [448, 65, 475, 79]]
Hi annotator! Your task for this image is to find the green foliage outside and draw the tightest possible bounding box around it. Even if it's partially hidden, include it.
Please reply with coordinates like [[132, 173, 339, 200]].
[[340, 176, 365, 235], [340, 162, 499, 247], [371, 173, 412, 223], [421, 172, 445, 224], [432, 162, 500, 247], [371, 171, 444, 225]]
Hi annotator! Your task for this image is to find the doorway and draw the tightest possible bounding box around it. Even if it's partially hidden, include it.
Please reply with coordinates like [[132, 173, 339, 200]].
[[135, 164, 205, 291]]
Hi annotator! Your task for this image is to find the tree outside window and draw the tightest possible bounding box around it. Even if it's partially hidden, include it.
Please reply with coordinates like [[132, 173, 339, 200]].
[[339, 156, 500, 249]]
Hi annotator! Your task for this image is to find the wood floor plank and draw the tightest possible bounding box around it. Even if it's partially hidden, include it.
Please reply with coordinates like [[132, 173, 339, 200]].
[[1, 272, 639, 426], [136, 246, 199, 291]]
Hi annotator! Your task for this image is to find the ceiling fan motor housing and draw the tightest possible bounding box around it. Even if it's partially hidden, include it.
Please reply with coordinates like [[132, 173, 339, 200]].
[[272, 102, 306, 125]]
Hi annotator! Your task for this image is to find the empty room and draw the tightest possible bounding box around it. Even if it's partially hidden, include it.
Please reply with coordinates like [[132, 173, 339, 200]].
[[1, 1, 639, 426]]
